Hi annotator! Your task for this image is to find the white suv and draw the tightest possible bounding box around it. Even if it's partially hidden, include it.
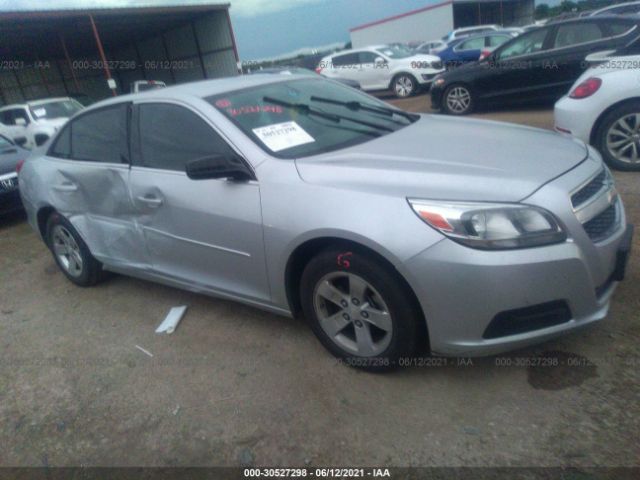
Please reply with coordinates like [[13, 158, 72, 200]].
[[0, 97, 83, 149], [317, 44, 445, 98]]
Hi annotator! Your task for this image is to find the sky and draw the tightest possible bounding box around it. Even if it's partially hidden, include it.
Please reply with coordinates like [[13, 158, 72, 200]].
[[1, 0, 562, 60]]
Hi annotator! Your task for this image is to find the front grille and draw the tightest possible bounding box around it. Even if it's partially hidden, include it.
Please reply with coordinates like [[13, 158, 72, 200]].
[[483, 301, 572, 339], [583, 204, 617, 242], [571, 170, 606, 208], [0, 175, 18, 192]]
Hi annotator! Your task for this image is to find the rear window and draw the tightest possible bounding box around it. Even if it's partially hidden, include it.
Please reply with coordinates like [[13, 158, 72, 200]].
[[208, 78, 416, 159]]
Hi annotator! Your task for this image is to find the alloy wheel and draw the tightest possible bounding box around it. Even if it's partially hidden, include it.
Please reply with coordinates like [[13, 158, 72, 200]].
[[394, 76, 414, 97], [446, 86, 471, 114], [313, 272, 393, 357], [606, 113, 640, 164], [51, 225, 84, 278]]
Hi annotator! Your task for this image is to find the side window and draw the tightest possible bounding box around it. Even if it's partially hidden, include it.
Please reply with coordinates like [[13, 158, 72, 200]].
[[0, 110, 12, 125], [50, 125, 71, 158], [71, 104, 129, 163], [137, 103, 233, 172], [607, 21, 635, 36], [497, 28, 549, 60], [487, 35, 508, 47], [359, 52, 378, 64], [331, 53, 359, 67], [457, 37, 485, 50], [13, 109, 30, 125], [554, 23, 603, 48]]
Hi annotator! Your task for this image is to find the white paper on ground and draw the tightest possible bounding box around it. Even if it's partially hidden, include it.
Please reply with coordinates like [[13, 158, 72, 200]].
[[252, 121, 315, 152], [155, 306, 188, 334]]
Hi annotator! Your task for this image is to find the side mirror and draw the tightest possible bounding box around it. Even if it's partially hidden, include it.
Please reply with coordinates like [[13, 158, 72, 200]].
[[374, 56, 386, 65], [14, 117, 27, 126], [185, 154, 252, 181]]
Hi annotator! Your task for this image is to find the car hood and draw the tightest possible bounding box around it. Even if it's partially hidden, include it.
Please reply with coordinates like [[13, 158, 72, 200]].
[[295, 115, 589, 202]]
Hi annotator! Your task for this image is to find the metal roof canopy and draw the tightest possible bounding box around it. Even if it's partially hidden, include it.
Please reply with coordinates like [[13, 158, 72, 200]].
[[0, 3, 231, 60]]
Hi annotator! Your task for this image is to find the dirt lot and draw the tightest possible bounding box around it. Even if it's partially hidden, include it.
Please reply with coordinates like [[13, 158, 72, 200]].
[[1, 93, 639, 470]]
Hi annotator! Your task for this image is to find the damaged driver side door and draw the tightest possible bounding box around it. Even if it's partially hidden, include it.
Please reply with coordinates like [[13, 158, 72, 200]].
[[44, 102, 148, 270]]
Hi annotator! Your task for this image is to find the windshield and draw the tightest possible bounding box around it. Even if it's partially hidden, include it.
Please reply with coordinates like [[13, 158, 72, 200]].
[[375, 45, 414, 59], [208, 78, 417, 159], [29, 99, 82, 120]]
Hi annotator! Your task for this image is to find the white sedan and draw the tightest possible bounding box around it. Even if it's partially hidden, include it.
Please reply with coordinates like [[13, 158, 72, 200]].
[[554, 50, 640, 171], [317, 44, 444, 98]]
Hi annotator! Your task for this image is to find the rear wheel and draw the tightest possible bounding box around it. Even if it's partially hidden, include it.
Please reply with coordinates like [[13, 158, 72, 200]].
[[46, 213, 104, 287], [442, 83, 474, 115], [392, 74, 418, 98], [595, 101, 640, 171], [300, 247, 424, 371]]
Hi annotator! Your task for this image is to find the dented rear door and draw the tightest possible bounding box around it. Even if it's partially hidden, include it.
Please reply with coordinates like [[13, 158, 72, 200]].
[[44, 102, 149, 270]]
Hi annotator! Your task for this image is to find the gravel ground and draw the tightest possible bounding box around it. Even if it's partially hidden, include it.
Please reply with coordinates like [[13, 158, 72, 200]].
[[1, 92, 638, 470]]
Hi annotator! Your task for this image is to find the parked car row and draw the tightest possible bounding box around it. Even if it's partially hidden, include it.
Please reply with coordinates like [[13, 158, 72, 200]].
[[430, 14, 640, 171]]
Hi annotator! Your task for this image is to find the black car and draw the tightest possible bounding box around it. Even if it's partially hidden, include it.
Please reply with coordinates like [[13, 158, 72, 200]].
[[0, 134, 28, 216], [431, 16, 640, 115]]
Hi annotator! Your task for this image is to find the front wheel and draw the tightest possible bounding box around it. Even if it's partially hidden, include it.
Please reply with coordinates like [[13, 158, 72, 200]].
[[442, 83, 474, 115], [300, 248, 424, 371], [392, 74, 418, 98], [594, 101, 640, 171]]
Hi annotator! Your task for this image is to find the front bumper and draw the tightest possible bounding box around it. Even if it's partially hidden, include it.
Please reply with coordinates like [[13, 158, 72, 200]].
[[0, 174, 23, 215], [403, 160, 632, 356]]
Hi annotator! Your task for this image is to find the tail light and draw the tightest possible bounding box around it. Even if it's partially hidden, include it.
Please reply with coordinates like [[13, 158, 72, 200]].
[[16, 159, 25, 174], [569, 77, 602, 99], [479, 50, 491, 60], [315, 66, 323, 74]]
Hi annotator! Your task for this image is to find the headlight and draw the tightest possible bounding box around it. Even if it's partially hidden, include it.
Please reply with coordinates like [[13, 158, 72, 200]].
[[408, 200, 566, 250], [433, 76, 445, 87]]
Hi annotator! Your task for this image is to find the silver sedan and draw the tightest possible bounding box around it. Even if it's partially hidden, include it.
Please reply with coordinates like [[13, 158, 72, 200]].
[[19, 75, 633, 370]]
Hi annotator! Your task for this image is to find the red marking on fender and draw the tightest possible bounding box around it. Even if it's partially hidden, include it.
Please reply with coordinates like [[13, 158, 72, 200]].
[[337, 252, 353, 269], [215, 99, 231, 108]]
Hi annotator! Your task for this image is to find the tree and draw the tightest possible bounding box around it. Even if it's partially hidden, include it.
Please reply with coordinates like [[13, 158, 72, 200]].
[[535, 3, 550, 18]]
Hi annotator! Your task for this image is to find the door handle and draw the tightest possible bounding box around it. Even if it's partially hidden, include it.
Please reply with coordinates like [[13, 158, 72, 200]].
[[137, 195, 163, 208], [53, 182, 78, 192]]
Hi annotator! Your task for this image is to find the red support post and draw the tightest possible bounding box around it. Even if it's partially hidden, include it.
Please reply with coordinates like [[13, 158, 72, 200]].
[[88, 14, 117, 96]]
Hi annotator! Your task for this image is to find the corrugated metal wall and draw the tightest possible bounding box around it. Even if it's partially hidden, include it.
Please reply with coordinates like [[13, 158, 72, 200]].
[[0, 9, 238, 106]]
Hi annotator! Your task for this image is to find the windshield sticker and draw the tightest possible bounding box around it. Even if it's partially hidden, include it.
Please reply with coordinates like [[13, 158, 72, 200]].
[[252, 121, 315, 152], [32, 108, 46, 117], [226, 105, 283, 117]]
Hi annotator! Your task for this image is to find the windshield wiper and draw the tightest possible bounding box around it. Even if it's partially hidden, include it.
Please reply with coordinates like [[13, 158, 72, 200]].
[[263, 97, 394, 132], [309, 96, 418, 122]]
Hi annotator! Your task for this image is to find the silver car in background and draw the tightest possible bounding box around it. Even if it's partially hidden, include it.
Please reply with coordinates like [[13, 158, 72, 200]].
[[19, 75, 633, 370]]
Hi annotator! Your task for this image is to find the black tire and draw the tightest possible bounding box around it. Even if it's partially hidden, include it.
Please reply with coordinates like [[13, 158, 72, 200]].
[[300, 247, 425, 372], [392, 73, 418, 98], [594, 101, 640, 171], [46, 212, 104, 287], [442, 83, 474, 115]]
